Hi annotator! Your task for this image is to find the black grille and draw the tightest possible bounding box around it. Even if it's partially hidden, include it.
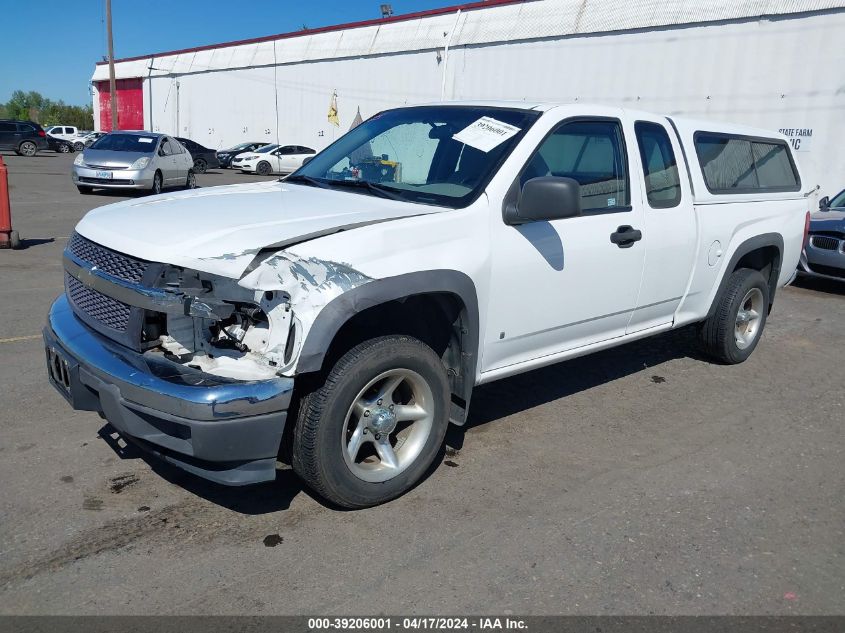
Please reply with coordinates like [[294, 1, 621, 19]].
[[79, 177, 134, 185], [65, 273, 131, 332], [67, 232, 149, 284], [810, 235, 841, 251], [808, 264, 845, 279]]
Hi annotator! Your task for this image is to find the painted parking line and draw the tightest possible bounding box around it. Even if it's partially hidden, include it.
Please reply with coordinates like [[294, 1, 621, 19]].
[[0, 334, 42, 344]]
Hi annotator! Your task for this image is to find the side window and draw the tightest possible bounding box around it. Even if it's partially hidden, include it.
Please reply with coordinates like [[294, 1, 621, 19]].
[[65, 128, 74, 135], [520, 120, 629, 212], [752, 141, 799, 189], [694, 133, 800, 193], [277, 146, 296, 155], [0, 122, 16, 133], [634, 121, 682, 208], [160, 138, 173, 155]]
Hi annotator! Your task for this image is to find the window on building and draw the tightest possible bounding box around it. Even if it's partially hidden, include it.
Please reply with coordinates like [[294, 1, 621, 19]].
[[635, 121, 681, 208], [694, 133, 800, 193]]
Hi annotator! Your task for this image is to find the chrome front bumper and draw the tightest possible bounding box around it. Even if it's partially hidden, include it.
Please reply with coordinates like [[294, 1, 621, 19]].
[[43, 295, 293, 485]]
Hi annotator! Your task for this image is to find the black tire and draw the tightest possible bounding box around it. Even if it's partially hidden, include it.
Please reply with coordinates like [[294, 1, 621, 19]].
[[700, 268, 770, 364], [76, 185, 93, 194], [150, 171, 163, 195], [292, 335, 450, 509], [193, 158, 207, 174], [185, 169, 197, 189], [256, 161, 272, 176], [73, 141, 84, 151], [19, 141, 37, 157]]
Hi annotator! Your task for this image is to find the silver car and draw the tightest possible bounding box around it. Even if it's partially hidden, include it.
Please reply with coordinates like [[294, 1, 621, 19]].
[[72, 131, 195, 195], [797, 188, 845, 282]]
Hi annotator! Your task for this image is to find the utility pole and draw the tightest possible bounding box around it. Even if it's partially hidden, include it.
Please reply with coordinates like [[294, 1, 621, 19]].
[[106, 0, 118, 130]]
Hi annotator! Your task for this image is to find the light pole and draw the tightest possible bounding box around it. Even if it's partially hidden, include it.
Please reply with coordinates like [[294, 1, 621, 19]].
[[105, 0, 118, 130]]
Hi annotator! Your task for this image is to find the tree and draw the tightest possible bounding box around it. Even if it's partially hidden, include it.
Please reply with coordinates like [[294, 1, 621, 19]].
[[1, 90, 94, 129]]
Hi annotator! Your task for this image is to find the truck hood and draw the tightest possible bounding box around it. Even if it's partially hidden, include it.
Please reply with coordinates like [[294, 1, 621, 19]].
[[75, 180, 440, 278]]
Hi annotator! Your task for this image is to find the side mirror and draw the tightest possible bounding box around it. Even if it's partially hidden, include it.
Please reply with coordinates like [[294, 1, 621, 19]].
[[504, 177, 582, 225], [819, 196, 830, 210]]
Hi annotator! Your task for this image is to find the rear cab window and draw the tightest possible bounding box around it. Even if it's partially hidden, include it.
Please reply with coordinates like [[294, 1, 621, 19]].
[[634, 122, 681, 208], [694, 132, 800, 194]]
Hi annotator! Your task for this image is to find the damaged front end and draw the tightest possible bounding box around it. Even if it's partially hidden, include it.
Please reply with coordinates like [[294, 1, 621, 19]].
[[63, 233, 371, 381]]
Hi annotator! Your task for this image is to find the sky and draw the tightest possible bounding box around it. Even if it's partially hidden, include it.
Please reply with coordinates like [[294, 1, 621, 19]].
[[0, 0, 463, 106]]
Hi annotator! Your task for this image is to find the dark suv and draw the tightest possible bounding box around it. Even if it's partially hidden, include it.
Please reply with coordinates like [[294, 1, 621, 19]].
[[0, 119, 49, 156]]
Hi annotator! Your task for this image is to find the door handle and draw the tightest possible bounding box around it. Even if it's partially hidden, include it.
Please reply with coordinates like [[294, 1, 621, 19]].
[[610, 225, 643, 248]]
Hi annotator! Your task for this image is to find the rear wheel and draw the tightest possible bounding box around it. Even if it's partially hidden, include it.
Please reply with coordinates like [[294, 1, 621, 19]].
[[700, 268, 770, 364], [193, 158, 207, 173], [256, 161, 272, 176], [18, 141, 37, 157], [292, 335, 450, 509]]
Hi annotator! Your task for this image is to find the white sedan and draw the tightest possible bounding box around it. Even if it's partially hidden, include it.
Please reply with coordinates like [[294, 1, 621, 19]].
[[232, 144, 316, 175]]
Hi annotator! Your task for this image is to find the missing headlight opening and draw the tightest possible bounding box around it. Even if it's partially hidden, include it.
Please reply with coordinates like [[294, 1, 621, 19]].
[[144, 267, 296, 381]]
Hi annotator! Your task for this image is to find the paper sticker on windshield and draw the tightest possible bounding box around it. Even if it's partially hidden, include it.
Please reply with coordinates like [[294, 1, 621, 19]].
[[138, 137, 154, 143], [452, 117, 521, 152]]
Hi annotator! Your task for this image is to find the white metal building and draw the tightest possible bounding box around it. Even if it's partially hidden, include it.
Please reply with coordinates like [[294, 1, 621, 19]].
[[90, 0, 845, 195]]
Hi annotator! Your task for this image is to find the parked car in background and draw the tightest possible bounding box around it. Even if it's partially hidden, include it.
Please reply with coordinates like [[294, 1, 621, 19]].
[[82, 132, 106, 147], [798, 188, 845, 282], [176, 137, 220, 173], [72, 132, 196, 195], [46, 103, 808, 508], [0, 120, 49, 156], [216, 141, 271, 168], [45, 126, 82, 143], [232, 144, 316, 175], [47, 134, 74, 153]]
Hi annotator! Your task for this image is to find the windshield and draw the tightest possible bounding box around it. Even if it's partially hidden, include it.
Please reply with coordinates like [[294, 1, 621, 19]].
[[90, 134, 159, 153], [829, 189, 845, 208], [291, 106, 539, 207], [255, 144, 278, 154], [228, 142, 256, 151]]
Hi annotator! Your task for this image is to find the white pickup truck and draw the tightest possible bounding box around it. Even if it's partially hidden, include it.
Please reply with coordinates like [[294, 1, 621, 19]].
[[45, 102, 809, 508]]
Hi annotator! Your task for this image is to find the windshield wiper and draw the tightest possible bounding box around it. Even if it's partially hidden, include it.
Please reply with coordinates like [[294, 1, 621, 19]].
[[283, 174, 333, 189], [322, 179, 407, 201]]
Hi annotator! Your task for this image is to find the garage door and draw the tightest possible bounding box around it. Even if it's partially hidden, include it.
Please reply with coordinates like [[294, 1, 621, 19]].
[[98, 78, 143, 131]]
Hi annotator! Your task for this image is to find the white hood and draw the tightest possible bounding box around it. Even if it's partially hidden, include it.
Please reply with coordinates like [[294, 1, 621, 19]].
[[75, 181, 439, 278]]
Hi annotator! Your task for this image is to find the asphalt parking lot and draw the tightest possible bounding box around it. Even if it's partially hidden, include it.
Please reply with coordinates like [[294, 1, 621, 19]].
[[0, 151, 843, 615]]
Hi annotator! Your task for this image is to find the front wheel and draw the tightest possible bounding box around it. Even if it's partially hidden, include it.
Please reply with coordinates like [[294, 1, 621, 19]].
[[292, 336, 450, 509], [150, 171, 163, 195], [73, 141, 84, 151], [185, 170, 197, 189], [58, 143, 70, 153], [256, 161, 272, 176], [700, 268, 770, 364]]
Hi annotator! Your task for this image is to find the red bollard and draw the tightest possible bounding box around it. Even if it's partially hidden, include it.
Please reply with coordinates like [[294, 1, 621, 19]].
[[0, 155, 21, 249]]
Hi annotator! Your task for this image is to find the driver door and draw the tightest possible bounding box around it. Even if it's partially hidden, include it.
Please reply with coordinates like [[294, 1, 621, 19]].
[[483, 117, 646, 373]]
